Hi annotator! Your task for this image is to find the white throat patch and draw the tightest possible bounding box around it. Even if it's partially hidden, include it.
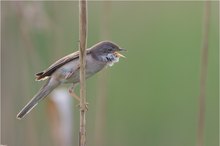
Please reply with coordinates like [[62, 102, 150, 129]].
[[101, 53, 119, 67], [108, 57, 119, 67]]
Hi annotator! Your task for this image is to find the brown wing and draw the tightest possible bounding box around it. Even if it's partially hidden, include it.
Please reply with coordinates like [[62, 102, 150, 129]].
[[35, 49, 91, 81]]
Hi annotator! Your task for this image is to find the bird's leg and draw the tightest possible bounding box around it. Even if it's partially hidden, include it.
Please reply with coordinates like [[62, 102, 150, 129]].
[[68, 84, 89, 110], [69, 84, 80, 101]]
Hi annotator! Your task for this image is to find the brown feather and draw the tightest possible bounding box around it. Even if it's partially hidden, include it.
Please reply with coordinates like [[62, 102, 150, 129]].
[[35, 49, 91, 81]]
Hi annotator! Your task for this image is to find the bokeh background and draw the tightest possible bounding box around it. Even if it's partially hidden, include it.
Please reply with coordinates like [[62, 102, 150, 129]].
[[1, 1, 219, 146]]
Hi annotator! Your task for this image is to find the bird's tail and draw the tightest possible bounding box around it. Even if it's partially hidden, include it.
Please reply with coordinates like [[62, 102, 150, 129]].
[[17, 78, 60, 119]]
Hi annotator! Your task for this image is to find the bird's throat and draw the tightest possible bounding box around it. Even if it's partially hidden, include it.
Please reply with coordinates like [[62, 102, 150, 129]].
[[101, 53, 119, 67]]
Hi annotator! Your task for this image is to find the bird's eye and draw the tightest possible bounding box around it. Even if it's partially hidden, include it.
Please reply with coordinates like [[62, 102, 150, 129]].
[[107, 48, 113, 52]]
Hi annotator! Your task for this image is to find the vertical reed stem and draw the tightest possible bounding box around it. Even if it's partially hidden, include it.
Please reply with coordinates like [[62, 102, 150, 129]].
[[79, 0, 87, 146], [197, 1, 211, 146]]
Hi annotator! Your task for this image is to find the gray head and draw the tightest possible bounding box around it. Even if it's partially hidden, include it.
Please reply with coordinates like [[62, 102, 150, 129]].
[[90, 41, 125, 64]]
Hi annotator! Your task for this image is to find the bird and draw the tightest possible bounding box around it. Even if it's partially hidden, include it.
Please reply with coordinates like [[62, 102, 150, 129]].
[[17, 41, 125, 119]]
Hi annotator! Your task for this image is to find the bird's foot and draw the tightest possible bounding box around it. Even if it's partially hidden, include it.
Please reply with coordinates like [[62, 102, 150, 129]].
[[76, 102, 89, 111], [68, 85, 89, 111]]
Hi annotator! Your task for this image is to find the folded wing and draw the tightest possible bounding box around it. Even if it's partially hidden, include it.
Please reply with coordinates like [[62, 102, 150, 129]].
[[36, 49, 91, 81]]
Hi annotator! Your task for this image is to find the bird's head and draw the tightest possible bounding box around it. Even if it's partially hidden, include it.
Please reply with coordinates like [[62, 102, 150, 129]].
[[90, 41, 126, 66]]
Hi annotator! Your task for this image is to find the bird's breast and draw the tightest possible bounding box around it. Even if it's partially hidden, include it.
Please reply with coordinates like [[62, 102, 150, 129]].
[[85, 54, 106, 76]]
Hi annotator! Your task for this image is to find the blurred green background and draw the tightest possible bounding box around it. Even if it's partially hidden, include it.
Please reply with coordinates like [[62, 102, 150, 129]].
[[1, 1, 219, 146]]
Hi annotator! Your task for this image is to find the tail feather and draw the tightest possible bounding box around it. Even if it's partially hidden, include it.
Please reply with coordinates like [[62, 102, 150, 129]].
[[17, 79, 60, 119]]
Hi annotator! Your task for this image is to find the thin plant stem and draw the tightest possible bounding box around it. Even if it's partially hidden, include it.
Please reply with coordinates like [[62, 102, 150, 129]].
[[197, 1, 211, 146], [78, 0, 88, 146]]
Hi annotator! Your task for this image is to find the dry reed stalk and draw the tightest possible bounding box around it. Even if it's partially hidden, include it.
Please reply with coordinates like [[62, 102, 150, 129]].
[[197, 1, 211, 146], [78, 0, 88, 146]]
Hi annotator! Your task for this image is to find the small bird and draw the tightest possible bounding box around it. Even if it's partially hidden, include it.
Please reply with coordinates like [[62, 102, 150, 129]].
[[17, 41, 125, 119]]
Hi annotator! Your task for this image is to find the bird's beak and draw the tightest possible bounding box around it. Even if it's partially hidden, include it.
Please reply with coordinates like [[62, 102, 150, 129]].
[[114, 48, 126, 58], [119, 48, 126, 51]]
